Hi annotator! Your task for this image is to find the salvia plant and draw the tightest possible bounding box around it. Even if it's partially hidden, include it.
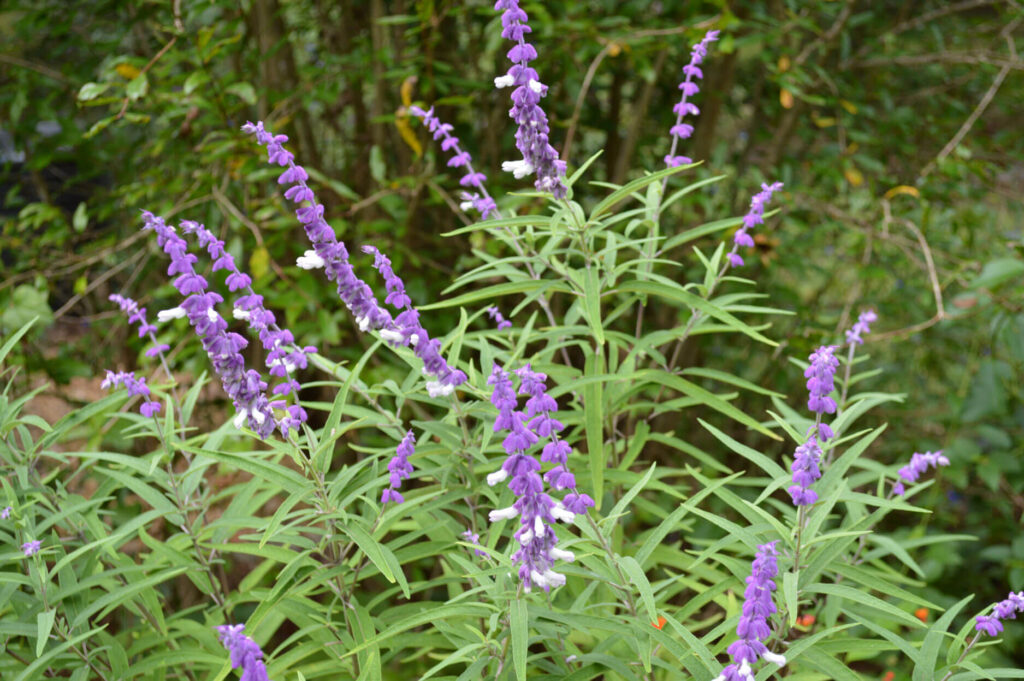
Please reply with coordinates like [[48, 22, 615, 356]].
[[1, 7, 1019, 681]]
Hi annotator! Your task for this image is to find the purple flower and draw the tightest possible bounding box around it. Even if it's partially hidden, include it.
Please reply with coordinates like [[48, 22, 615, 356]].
[[22, 540, 41, 557], [787, 437, 822, 507], [975, 592, 1024, 637], [101, 370, 162, 418], [179, 220, 314, 436], [713, 542, 787, 681], [215, 624, 271, 681], [381, 430, 416, 505], [486, 364, 577, 592], [664, 30, 719, 168], [493, 1, 567, 198], [729, 182, 784, 268], [409, 106, 499, 219], [805, 345, 839, 439], [462, 529, 488, 557], [845, 309, 878, 346], [109, 293, 170, 360], [142, 211, 277, 439], [486, 306, 513, 330], [1, 506, 10, 520], [892, 450, 949, 496]]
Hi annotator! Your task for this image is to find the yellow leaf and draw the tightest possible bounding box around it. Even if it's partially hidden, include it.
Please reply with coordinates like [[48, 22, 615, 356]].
[[844, 167, 864, 187], [250, 246, 270, 280], [840, 99, 857, 115], [400, 76, 417, 108], [812, 116, 836, 128], [780, 89, 794, 109], [883, 185, 920, 200], [115, 63, 141, 80], [845, 142, 859, 156], [395, 113, 423, 158], [607, 42, 621, 57], [778, 55, 791, 73]]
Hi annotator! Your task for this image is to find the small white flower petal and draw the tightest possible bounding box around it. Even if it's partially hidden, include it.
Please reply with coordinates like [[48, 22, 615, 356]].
[[486, 469, 509, 486], [157, 306, 187, 322], [762, 652, 787, 667], [489, 506, 519, 522], [494, 74, 516, 88]]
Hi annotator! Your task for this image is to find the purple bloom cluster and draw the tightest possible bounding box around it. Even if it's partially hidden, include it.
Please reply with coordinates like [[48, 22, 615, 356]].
[[714, 542, 786, 681], [243, 122, 466, 398], [215, 624, 271, 681], [22, 539, 41, 557], [804, 345, 839, 440], [845, 309, 878, 346], [486, 364, 580, 591], [1, 506, 10, 520], [728, 182, 784, 268], [788, 437, 823, 506], [664, 30, 719, 167], [409, 106, 498, 218], [101, 370, 162, 418], [362, 245, 467, 397], [142, 211, 277, 439], [381, 430, 416, 505], [109, 293, 170, 358], [892, 450, 949, 496], [486, 306, 512, 331], [179, 221, 313, 436], [976, 591, 1024, 636], [493, 0, 568, 198]]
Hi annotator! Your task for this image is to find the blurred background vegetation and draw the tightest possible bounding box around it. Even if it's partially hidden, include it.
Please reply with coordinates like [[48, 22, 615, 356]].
[[2, 0, 1023, 666]]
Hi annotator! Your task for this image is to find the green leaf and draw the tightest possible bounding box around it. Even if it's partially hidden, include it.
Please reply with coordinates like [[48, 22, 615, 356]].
[[808, 583, 926, 629], [77, 82, 109, 102], [915, 595, 973, 681], [604, 463, 656, 538], [584, 347, 605, 507], [616, 280, 776, 346], [583, 265, 604, 345], [72, 202, 88, 232], [183, 71, 209, 95], [589, 163, 696, 221], [341, 523, 410, 598], [699, 418, 787, 474], [511, 598, 528, 681], [125, 73, 148, 100], [0, 317, 37, 365], [967, 257, 1024, 290], [421, 279, 571, 310], [619, 556, 658, 625], [36, 609, 56, 656], [225, 81, 257, 105], [783, 571, 798, 627]]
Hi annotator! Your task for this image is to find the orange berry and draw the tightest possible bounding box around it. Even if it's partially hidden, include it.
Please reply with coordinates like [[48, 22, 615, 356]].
[[797, 614, 816, 627], [883, 672, 895, 681], [915, 608, 929, 622], [652, 616, 667, 630]]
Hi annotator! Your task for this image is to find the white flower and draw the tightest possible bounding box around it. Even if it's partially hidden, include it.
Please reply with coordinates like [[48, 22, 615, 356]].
[[233, 410, 249, 429], [527, 79, 544, 94], [206, 308, 219, 323], [426, 381, 454, 397], [232, 308, 251, 321], [157, 306, 187, 322], [296, 249, 325, 269], [409, 333, 420, 345], [460, 200, 475, 212], [762, 651, 787, 667], [550, 547, 575, 562], [379, 329, 404, 344], [502, 159, 534, 179], [489, 506, 519, 522], [356, 316, 371, 332], [494, 74, 516, 88], [550, 505, 575, 523], [486, 469, 509, 486]]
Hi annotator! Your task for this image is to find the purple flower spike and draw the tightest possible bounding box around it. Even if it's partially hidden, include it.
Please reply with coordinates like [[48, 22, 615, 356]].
[[892, 450, 949, 496], [729, 182, 784, 268], [975, 592, 1024, 637], [486, 364, 576, 592], [713, 542, 787, 681], [381, 430, 416, 505], [845, 309, 878, 346], [486, 306, 513, 330], [409, 106, 499, 219], [494, 0, 568, 198], [805, 345, 839, 426], [142, 211, 277, 439], [101, 370, 162, 418], [215, 624, 272, 681], [109, 293, 171, 361], [179, 220, 314, 437], [787, 437, 822, 507], [22, 540, 41, 557], [664, 30, 719, 168]]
